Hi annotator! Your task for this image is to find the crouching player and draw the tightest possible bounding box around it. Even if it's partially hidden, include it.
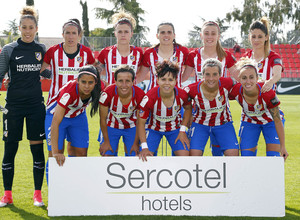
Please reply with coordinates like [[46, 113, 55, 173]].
[[99, 65, 145, 156], [229, 58, 288, 160], [46, 65, 102, 166], [138, 60, 192, 161]]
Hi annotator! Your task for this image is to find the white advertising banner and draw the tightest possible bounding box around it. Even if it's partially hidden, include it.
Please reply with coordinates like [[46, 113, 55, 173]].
[[48, 157, 285, 217]]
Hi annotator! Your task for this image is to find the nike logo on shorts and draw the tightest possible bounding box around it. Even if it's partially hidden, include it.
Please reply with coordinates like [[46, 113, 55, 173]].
[[40, 133, 45, 137]]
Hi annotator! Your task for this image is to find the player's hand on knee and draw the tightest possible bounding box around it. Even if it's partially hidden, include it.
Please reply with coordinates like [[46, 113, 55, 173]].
[[99, 141, 113, 156], [138, 148, 153, 162], [175, 132, 190, 150]]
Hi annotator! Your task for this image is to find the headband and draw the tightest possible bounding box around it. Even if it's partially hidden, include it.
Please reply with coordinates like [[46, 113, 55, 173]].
[[78, 71, 97, 79], [203, 21, 220, 32], [241, 64, 258, 73], [115, 18, 133, 30], [63, 20, 81, 33]]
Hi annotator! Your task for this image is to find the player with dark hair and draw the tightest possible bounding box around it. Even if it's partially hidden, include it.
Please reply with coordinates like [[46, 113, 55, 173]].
[[136, 22, 189, 90], [0, 6, 46, 207], [47, 65, 103, 166], [185, 58, 239, 157], [229, 58, 288, 160], [99, 65, 145, 156], [138, 60, 192, 161], [243, 17, 283, 93]]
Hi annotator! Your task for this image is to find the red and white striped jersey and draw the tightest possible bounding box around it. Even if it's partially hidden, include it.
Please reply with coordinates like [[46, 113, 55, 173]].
[[139, 86, 191, 132], [99, 84, 145, 129], [242, 50, 283, 81], [185, 48, 236, 82], [185, 77, 235, 126], [229, 82, 282, 124], [44, 43, 95, 109], [49, 80, 91, 118], [142, 45, 189, 90], [98, 45, 143, 85]]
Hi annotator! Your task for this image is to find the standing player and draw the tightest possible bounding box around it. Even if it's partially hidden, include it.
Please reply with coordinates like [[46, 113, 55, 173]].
[[47, 66, 102, 166], [229, 58, 288, 160], [136, 22, 189, 90], [182, 21, 239, 156], [0, 7, 46, 207], [97, 10, 143, 85], [185, 58, 239, 157], [99, 65, 145, 156], [138, 61, 192, 161], [243, 17, 283, 92], [40, 18, 96, 157]]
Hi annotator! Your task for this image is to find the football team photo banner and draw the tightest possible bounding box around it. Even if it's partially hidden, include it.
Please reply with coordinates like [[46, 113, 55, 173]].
[[48, 157, 285, 217]]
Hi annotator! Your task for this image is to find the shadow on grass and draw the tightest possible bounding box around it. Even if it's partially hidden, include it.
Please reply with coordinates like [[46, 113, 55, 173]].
[[7, 205, 48, 220], [286, 206, 300, 216]]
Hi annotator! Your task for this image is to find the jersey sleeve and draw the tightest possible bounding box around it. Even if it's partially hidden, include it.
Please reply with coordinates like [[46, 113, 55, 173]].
[[179, 87, 191, 106], [85, 46, 96, 65], [141, 49, 151, 67], [136, 47, 144, 66], [270, 52, 283, 71], [263, 90, 281, 109], [139, 93, 154, 119], [0, 46, 10, 86], [135, 86, 146, 108], [181, 46, 189, 65], [225, 51, 236, 68], [220, 77, 235, 91], [185, 50, 197, 68], [98, 47, 108, 65], [99, 85, 113, 106], [57, 86, 76, 109], [228, 83, 240, 100], [43, 47, 54, 65]]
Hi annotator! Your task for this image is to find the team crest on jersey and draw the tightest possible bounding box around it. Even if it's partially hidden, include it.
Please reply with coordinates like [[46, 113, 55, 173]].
[[77, 56, 82, 63], [218, 95, 224, 103], [35, 52, 42, 61], [174, 105, 180, 111], [140, 96, 149, 108], [257, 62, 263, 70], [255, 104, 262, 111], [130, 55, 136, 62], [172, 57, 178, 62], [139, 109, 145, 118]]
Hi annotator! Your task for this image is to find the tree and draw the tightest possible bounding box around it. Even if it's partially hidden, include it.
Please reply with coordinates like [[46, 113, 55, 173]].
[[226, 0, 300, 43], [94, 0, 149, 36], [26, 0, 34, 6], [80, 0, 90, 37]]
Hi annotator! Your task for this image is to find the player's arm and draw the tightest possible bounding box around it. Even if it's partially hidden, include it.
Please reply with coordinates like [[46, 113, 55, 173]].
[[262, 65, 282, 93], [51, 105, 66, 166], [175, 103, 192, 150], [130, 110, 141, 155], [135, 65, 150, 85], [182, 65, 195, 83], [228, 64, 240, 81], [269, 106, 288, 161], [99, 104, 113, 156], [137, 115, 153, 161]]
